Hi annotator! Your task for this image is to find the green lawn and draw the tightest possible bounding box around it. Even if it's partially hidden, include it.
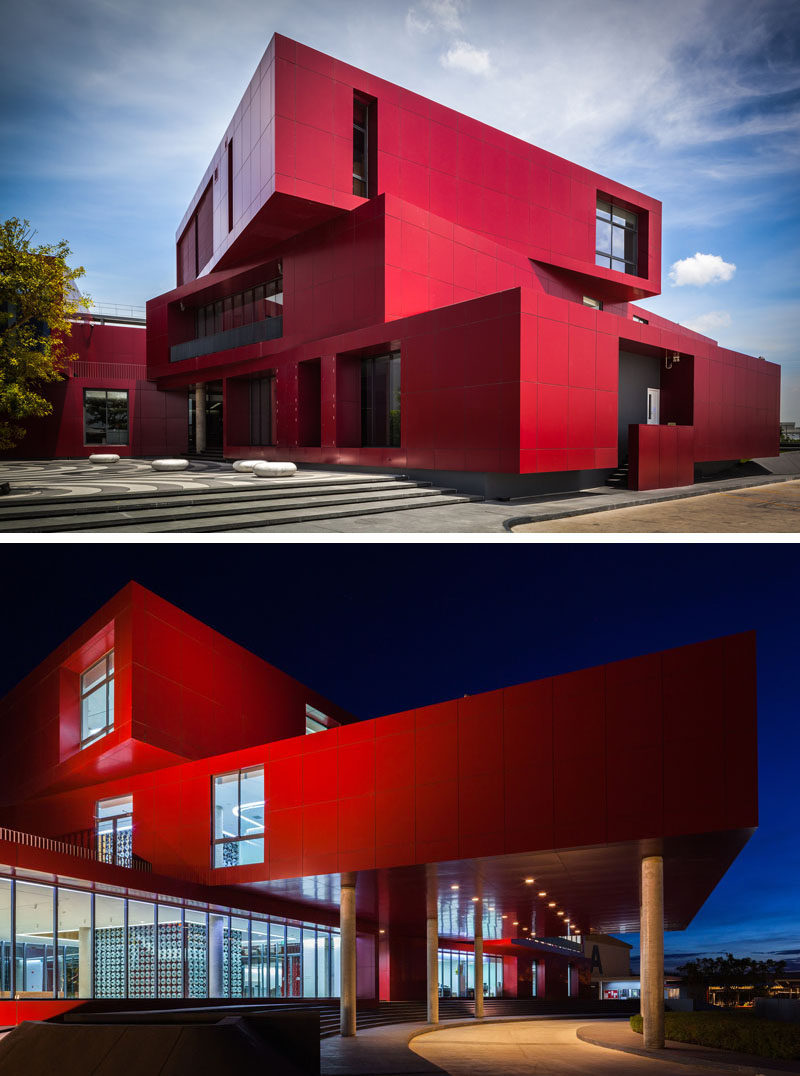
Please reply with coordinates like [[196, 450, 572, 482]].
[[630, 1011, 800, 1061]]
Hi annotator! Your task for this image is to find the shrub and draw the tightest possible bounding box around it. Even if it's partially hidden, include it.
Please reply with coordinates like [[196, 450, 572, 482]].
[[629, 1011, 800, 1060]]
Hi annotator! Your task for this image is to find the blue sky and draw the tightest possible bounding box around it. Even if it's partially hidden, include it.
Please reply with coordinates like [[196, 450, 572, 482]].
[[1, 0, 798, 417], [2, 544, 799, 972]]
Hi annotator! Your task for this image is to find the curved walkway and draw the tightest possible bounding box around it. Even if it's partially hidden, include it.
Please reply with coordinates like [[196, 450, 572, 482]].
[[409, 1018, 784, 1076]]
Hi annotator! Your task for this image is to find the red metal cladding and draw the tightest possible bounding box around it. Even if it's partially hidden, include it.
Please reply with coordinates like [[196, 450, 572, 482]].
[[0, 586, 759, 1016], [2, 585, 758, 902], [140, 34, 778, 483]]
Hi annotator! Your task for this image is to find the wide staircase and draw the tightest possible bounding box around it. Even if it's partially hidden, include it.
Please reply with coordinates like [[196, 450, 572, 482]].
[[0, 473, 480, 533], [58, 997, 638, 1039]]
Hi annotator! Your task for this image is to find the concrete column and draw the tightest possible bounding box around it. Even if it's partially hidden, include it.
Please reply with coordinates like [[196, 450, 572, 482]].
[[641, 855, 664, 1050], [78, 926, 92, 998], [195, 383, 206, 453], [427, 916, 439, 1024], [340, 876, 357, 1037], [474, 903, 484, 1019]]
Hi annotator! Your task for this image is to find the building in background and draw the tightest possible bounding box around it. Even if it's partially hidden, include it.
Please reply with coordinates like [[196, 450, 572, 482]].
[[145, 34, 779, 494], [0, 307, 185, 460], [0, 583, 758, 1029]]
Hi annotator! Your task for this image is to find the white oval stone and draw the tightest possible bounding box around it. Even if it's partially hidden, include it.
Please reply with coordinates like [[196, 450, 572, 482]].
[[88, 454, 120, 464], [151, 459, 189, 472], [232, 460, 260, 472], [252, 461, 298, 478]]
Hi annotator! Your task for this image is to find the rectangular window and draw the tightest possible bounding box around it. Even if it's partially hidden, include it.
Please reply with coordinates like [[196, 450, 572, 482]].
[[596, 198, 638, 275], [353, 96, 369, 197], [83, 390, 129, 446], [81, 651, 114, 746], [361, 351, 401, 447], [582, 296, 603, 310], [305, 704, 339, 735], [633, 314, 648, 324], [194, 274, 283, 342], [95, 794, 133, 867], [212, 766, 265, 867]]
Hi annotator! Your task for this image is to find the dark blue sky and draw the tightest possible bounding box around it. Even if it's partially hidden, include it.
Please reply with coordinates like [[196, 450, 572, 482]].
[[2, 542, 798, 970]]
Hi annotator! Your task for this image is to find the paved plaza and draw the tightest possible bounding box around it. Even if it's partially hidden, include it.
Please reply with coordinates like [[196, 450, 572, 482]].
[[0, 455, 798, 533]]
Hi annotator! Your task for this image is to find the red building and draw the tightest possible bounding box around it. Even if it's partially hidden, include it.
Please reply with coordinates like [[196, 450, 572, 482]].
[[0, 311, 186, 461], [143, 33, 779, 494], [0, 583, 758, 1031]]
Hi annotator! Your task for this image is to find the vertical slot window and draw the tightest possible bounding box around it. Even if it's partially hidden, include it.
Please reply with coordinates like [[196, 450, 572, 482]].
[[353, 96, 369, 197], [227, 139, 234, 233]]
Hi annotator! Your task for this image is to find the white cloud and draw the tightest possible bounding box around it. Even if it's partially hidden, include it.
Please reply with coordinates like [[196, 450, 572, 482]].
[[440, 40, 493, 76], [681, 310, 732, 336], [406, 0, 464, 35], [405, 9, 432, 34], [669, 253, 737, 287]]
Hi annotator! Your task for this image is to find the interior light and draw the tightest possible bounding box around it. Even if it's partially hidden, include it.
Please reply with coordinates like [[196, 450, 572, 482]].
[[450, 884, 459, 890], [538, 891, 547, 897], [471, 896, 479, 902], [379, 928, 385, 934], [524, 878, 534, 884], [501, 915, 508, 919], [548, 902, 556, 908], [557, 911, 564, 917], [512, 920, 519, 926]]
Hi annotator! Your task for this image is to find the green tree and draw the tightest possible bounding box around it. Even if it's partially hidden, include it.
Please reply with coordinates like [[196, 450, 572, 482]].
[[677, 954, 787, 1006], [0, 218, 90, 450]]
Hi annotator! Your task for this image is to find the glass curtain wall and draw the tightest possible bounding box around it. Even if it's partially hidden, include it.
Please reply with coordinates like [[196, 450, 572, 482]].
[[0, 878, 11, 997], [128, 900, 155, 998], [15, 881, 54, 997], [94, 895, 125, 997], [57, 888, 92, 999], [158, 905, 183, 998], [0, 874, 342, 1001], [438, 948, 503, 998]]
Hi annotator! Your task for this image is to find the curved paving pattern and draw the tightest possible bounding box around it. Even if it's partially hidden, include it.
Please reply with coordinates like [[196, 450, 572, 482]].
[[409, 1019, 740, 1076], [0, 458, 482, 532]]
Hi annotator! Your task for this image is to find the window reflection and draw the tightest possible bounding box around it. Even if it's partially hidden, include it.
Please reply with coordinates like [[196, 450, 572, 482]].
[[212, 766, 265, 867], [437, 948, 503, 998], [83, 390, 129, 446], [595, 198, 638, 275]]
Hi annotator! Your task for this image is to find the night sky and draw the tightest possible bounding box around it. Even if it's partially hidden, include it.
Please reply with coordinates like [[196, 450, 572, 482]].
[[2, 542, 798, 971]]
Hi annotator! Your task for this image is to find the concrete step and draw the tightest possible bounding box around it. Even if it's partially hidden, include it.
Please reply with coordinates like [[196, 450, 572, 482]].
[[0, 473, 414, 511], [0, 487, 471, 534], [86, 492, 479, 532], [0, 480, 425, 525]]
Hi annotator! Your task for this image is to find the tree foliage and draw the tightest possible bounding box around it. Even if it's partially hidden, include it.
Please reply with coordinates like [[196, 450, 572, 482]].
[[0, 218, 90, 449], [677, 953, 787, 1005]]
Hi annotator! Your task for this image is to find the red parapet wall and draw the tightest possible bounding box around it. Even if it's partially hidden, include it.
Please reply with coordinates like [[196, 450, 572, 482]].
[[628, 424, 695, 490]]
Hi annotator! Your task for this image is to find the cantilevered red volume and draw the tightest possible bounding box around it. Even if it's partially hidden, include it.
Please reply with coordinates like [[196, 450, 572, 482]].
[[144, 33, 778, 494], [0, 583, 757, 1023]]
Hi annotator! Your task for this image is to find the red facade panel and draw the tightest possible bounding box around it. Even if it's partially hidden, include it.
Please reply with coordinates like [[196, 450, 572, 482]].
[[137, 35, 769, 483]]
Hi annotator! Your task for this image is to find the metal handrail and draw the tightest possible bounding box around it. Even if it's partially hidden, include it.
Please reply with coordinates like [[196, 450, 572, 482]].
[[0, 825, 151, 872]]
